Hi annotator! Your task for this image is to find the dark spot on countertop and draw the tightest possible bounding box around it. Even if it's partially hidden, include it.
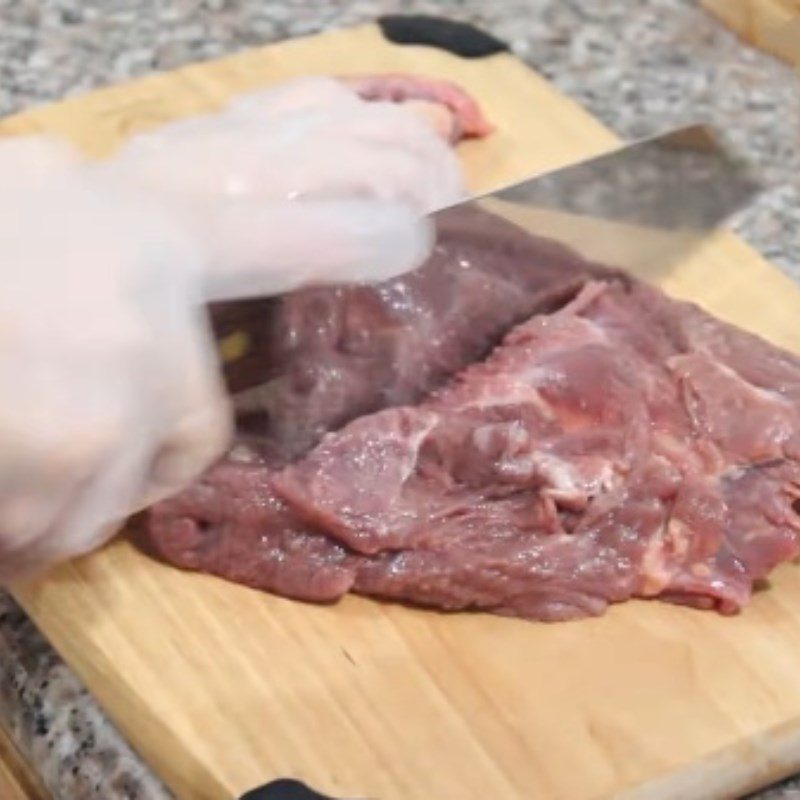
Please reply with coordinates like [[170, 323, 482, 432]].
[[34, 715, 48, 737]]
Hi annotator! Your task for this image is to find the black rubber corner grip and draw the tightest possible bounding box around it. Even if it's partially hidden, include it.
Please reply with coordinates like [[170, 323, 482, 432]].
[[239, 778, 349, 800], [377, 14, 508, 58]]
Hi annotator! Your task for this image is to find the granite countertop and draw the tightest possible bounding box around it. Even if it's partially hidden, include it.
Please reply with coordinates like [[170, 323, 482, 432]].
[[0, 1, 798, 798]]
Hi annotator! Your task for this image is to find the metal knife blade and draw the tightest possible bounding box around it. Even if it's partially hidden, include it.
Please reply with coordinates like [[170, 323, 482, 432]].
[[442, 124, 761, 283]]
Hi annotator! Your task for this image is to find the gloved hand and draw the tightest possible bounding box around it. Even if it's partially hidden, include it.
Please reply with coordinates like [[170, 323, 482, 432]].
[[101, 76, 465, 300], [0, 78, 465, 580], [0, 137, 231, 580]]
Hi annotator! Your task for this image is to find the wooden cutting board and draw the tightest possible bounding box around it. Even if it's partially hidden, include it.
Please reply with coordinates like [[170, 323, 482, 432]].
[[702, 0, 800, 65], [6, 19, 800, 800]]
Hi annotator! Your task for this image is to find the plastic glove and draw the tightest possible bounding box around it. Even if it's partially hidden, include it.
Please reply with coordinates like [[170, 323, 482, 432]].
[[0, 137, 231, 580], [0, 78, 466, 579], [101, 76, 465, 300]]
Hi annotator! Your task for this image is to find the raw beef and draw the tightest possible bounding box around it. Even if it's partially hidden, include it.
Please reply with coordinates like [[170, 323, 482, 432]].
[[272, 280, 800, 618], [142, 74, 800, 622], [145, 217, 800, 620], [342, 74, 494, 141], [145, 205, 609, 605], [209, 205, 600, 463]]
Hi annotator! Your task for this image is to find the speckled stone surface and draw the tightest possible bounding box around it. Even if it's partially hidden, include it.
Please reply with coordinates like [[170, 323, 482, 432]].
[[0, 1, 798, 798]]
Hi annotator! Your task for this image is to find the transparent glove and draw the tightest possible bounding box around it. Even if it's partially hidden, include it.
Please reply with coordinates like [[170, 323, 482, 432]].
[[0, 79, 466, 579], [0, 137, 231, 580], [101, 76, 465, 300]]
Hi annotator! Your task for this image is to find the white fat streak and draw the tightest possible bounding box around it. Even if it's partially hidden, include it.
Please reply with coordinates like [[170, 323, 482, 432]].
[[536, 453, 617, 504], [534, 453, 584, 494], [672, 355, 793, 407], [465, 379, 556, 421], [713, 359, 794, 406], [639, 520, 672, 596], [397, 412, 440, 485], [640, 517, 693, 596]]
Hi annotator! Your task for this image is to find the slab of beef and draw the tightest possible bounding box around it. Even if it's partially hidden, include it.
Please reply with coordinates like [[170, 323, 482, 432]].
[[146, 256, 800, 621], [142, 71, 800, 622], [145, 205, 610, 603]]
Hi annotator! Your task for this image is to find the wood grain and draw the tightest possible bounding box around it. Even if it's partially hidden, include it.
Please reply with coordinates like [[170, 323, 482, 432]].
[[702, 0, 800, 65], [0, 724, 49, 800], [4, 22, 800, 800]]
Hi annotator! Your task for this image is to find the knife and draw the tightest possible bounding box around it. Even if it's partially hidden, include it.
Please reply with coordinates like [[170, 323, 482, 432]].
[[449, 123, 760, 279], [213, 124, 761, 390]]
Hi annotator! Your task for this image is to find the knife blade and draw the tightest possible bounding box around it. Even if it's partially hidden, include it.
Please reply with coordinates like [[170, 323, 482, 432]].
[[456, 123, 761, 282], [213, 124, 761, 389]]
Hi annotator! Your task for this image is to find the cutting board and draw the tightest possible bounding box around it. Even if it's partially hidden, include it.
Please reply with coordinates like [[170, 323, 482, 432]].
[[6, 18, 800, 800]]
